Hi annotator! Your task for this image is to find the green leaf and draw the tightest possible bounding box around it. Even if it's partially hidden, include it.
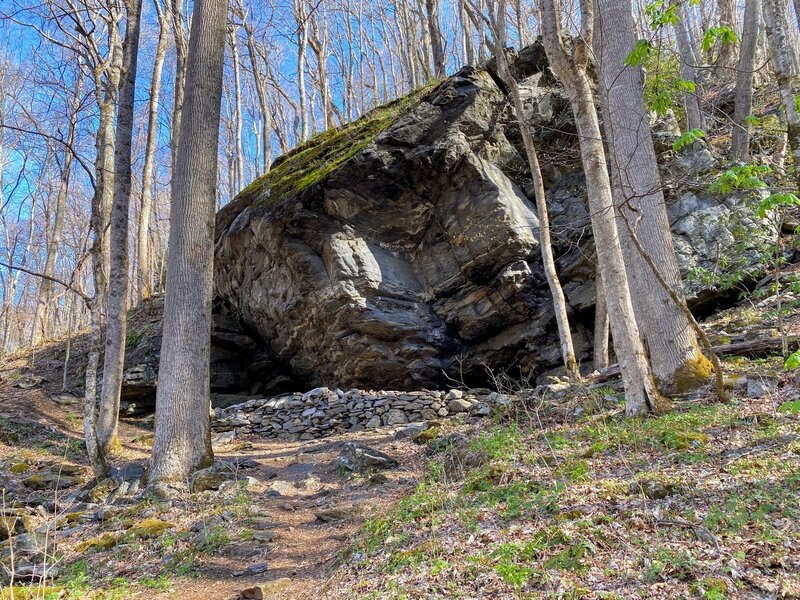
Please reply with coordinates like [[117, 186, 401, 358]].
[[757, 192, 800, 217], [645, 0, 679, 27], [785, 350, 800, 370], [650, 90, 673, 115], [673, 78, 696, 93], [778, 400, 800, 414], [709, 164, 772, 194], [744, 115, 760, 126], [702, 26, 738, 53], [672, 128, 705, 151], [625, 39, 652, 67]]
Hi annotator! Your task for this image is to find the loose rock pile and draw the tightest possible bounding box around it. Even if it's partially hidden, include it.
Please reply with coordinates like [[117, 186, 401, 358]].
[[212, 387, 509, 440]]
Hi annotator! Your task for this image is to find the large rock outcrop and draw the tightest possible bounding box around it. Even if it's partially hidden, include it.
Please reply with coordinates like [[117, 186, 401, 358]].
[[213, 43, 773, 390]]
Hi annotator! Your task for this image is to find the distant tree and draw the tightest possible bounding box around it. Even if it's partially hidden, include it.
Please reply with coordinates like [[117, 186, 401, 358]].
[[137, 0, 170, 301], [730, 0, 761, 161], [763, 0, 800, 188]]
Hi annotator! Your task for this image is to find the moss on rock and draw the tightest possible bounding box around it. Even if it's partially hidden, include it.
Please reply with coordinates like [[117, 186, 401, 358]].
[[76, 532, 119, 553], [234, 82, 439, 211], [128, 517, 174, 539]]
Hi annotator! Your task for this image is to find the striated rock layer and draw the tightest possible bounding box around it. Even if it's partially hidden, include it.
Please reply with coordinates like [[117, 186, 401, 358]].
[[214, 43, 772, 390]]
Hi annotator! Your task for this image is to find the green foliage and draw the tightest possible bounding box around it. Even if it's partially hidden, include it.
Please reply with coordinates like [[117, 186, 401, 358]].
[[701, 26, 738, 52], [644, 547, 699, 582], [785, 350, 800, 371], [672, 128, 705, 151], [638, 47, 687, 119], [756, 192, 800, 218], [644, 0, 679, 27], [625, 39, 652, 67], [779, 350, 800, 414], [709, 165, 771, 195]]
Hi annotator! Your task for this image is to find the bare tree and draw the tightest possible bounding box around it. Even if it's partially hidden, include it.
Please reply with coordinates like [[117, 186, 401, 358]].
[[31, 72, 83, 345], [540, 0, 667, 415], [148, 0, 229, 494], [674, 4, 706, 132], [595, 0, 712, 393], [98, 0, 143, 456], [138, 0, 170, 300], [168, 0, 190, 170], [466, 0, 581, 379], [424, 0, 446, 78], [764, 0, 800, 187], [730, 0, 761, 161]]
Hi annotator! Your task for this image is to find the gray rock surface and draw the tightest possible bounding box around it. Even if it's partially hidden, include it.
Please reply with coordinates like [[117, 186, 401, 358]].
[[213, 42, 772, 390]]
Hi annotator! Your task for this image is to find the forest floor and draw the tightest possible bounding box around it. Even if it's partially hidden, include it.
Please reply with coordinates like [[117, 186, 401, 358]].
[[1, 295, 799, 600]]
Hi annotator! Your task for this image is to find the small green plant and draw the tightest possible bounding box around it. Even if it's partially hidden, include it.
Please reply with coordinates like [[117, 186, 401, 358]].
[[672, 128, 705, 151], [140, 575, 172, 591]]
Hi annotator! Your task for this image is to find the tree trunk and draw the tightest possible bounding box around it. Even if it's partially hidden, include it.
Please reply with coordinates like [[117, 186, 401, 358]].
[[98, 0, 143, 456], [764, 0, 800, 188], [148, 0, 228, 493], [481, 0, 580, 379], [730, 0, 761, 161], [593, 269, 610, 370], [540, 0, 667, 416], [138, 0, 169, 301], [229, 24, 245, 193], [675, 5, 705, 132], [168, 0, 189, 171], [595, 0, 712, 393], [295, 0, 310, 142], [84, 18, 123, 475], [243, 19, 272, 173], [31, 77, 82, 346], [715, 0, 739, 74], [425, 0, 446, 78]]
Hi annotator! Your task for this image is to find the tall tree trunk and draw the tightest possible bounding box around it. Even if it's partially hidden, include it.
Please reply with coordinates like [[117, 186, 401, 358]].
[[730, 0, 761, 161], [715, 0, 739, 74], [425, 0, 446, 78], [295, 0, 310, 142], [31, 77, 82, 346], [540, 0, 667, 416], [242, 19, 272, 173], [474, 0, 580, 378], [138, 0, 169, 301], [764, 0, 800, 187], [229, 24, 245, 193], [85, 18, 123, 477], [675, 5, 705, 132], [593, 270, 610, 370], [148, 0, 228, 493], [168, 0, 189, 171], [98, 0, 143, 456], [595, 0, 712, 393], [459, 0, 476, 65]]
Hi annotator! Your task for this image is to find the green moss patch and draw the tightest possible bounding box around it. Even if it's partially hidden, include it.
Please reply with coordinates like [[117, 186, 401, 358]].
[[235, 82, 439, 210]]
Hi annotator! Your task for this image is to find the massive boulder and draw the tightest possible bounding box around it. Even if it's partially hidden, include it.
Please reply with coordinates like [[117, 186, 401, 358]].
[[213, 43, 772, 390]]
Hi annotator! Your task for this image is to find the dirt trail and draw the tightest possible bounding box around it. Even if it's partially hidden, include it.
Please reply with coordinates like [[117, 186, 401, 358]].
[[0, 360, 429, 600]]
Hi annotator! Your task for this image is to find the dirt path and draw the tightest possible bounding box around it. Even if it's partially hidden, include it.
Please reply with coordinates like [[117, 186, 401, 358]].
[[0, 362, 430, 600]]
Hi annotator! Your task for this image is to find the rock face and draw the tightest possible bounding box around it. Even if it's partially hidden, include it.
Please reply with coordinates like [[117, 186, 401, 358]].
[[214, 42, 772, 389], [120, 299, 295, 413]]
